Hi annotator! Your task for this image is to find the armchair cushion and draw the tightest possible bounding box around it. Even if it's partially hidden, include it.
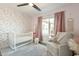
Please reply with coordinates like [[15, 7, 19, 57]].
[[52, 32, 72, 44]]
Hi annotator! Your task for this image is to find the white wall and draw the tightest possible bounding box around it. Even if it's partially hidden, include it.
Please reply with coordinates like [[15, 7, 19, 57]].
[[0, 7, 33, 33], [51, 4, 79, 35], [33, 4, 79, 36]]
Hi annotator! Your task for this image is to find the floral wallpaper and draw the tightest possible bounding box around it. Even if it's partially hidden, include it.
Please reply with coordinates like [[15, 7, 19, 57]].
[[0, 7, 33, 33]]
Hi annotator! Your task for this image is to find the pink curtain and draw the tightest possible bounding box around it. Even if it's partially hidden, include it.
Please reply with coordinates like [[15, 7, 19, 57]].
[[54, 11, 65, 34], [35, 16, 43, 42]]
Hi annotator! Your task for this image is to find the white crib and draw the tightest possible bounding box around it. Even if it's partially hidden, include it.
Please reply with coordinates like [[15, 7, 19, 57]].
[[8, 32, 33, 50]]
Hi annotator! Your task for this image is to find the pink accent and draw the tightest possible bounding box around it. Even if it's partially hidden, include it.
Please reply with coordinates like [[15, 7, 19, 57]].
[[55, 11, 65, 34], [33, 32, 37, 38]]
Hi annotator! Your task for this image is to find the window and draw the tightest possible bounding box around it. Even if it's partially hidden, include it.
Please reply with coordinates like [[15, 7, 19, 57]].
[[42, 18, 54, 40], [49, 18, 55, 36]]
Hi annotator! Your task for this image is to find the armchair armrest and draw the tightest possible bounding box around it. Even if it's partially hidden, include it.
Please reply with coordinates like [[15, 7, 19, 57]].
[[58, 44, 72, 56]]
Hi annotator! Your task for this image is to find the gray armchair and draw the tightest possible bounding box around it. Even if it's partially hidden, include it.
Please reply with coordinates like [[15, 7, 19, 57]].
[[46, 32, 73, 56]]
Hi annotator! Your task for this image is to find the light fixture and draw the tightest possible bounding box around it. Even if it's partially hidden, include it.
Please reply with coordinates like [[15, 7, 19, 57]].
[[29, 3, 33, 6]]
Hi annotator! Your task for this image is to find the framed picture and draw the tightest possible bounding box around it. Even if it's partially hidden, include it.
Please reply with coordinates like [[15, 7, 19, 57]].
[[67, 18, 74, 32]]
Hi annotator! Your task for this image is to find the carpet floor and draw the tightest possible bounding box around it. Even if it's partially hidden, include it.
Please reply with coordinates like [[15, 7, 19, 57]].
[[1, 43, 51, 56]]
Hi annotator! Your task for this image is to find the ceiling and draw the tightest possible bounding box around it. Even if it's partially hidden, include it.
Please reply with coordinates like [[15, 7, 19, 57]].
[[0, 3, 70, 17]]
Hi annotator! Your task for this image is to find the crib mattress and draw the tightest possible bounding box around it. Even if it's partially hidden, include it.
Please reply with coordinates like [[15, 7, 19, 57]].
[[16, 36, 33, 44]]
